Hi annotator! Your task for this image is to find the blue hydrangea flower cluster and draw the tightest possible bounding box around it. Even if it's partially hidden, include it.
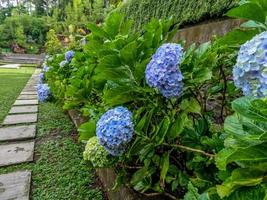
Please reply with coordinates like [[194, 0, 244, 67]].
[[65, 50, 75, 62], [145, 43, 184, 98], [96, 106, 134, 156], [43, 65, 50, 72], [37, 83, 50, 102], [39, 72, 44, 83], [233, 31, 267, 97], [59, 60, 68, 68]]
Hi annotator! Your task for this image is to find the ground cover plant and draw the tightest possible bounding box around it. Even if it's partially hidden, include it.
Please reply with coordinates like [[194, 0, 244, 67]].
[[42, 0, 267, 199], [0, 102, 104, 200], [0, 67, 34, 122]]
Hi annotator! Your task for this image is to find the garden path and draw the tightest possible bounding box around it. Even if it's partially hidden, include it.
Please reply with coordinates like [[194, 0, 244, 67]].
[[0, 69, 40, 200]]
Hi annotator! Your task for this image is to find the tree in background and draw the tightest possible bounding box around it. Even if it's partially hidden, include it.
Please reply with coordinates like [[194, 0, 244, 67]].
[[45, 29, 62, 55]]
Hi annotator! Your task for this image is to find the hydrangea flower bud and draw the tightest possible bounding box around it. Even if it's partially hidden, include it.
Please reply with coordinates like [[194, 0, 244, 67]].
[[83, 136, 110, 168], [145, 43, 184, 98], [233, 31, 267, 97], [96, 106, 134, 156]]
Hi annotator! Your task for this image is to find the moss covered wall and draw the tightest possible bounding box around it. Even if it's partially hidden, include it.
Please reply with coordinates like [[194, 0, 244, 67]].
[[117, 0, 239, 32]]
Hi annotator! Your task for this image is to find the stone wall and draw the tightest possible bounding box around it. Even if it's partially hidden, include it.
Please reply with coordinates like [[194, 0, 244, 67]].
[[173, 19, 243, 46]]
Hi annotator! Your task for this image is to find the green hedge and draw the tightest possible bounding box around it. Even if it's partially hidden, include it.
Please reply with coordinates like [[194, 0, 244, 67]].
[[118, 0, 239, 32]]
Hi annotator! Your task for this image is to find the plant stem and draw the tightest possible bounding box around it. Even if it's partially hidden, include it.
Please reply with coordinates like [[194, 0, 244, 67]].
[[163, 143, 215, 158], [219, 64, 227, 123], [143, 192, 178, 200]]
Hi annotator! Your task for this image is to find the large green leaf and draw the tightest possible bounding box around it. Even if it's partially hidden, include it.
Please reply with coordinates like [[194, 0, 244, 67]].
[[217, 168, 264, 198], [225, 185, 267, 200], [168, 112, 188, 140], [78, 121, 96, 141], [216, 142, 267, 170], [232, 97, 267, 122], [103, 81, 137, 106], [184, 182, 210, 200], [226, 3, 266, 23], [104, 12, 124, 38], [87, 23, 109, 38]]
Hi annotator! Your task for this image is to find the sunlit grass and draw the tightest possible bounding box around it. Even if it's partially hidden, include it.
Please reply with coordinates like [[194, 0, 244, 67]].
[[0, 67, 35, 122]]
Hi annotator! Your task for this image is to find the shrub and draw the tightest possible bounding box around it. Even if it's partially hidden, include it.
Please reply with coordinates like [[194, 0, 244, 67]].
[[117, 0, 238, 32], [44, 1, 267, 198], [45, 29, 62, 55]]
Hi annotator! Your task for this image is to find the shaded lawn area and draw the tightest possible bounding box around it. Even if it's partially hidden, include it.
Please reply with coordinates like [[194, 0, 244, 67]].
[[0, 102, 104, 200], [0, 67, 35, 122]]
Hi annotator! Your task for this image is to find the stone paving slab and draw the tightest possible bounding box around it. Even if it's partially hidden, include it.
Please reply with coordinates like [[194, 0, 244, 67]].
[[0, 125, 36, 141], [9, 106, 38, 114], [20, 91, 37, 95], [0, 141, 35, 167], [17, 95, 38, 100], [0, 171, 31, 200], [0, 64, 21, 69], [21, 90, 36, 93], [14, 100, 38, 106], [3, 114, 37, 125]]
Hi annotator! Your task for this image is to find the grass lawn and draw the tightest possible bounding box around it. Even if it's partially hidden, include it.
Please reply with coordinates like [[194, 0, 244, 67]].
[[0, 102, 104, 200], [0, 67, 35, 122]]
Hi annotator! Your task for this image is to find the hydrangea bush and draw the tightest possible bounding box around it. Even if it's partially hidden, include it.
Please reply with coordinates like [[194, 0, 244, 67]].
[[65, 50, 75, 62], [37, 83, 50, 102], [145, 43, 184, 98], [83, 136, 110, 168], [233, 31, 267, 97], [96, 106, 134, 156]]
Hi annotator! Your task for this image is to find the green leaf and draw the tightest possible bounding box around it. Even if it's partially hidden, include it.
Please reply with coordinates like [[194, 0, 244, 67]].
[[120, 41, 137, 65], [217, 168, 264, 198], [232, 97, 267, 122], [160, 152, 170, 188], [155, 116, 171, 144], [216, 142, 267, 171], [184, 182, 210, 200], [180, 98, 201, 114], [192, 68, 212, 83], [78, 121, 96, 141], [87, 23, 109, 38], [225, 185, 267, 200], [103, 81, 137, 106], [226, 3, 266, 23], [104, 12, 124, 38], [168, 112, 188, 140], [215, 29, 258, 46]]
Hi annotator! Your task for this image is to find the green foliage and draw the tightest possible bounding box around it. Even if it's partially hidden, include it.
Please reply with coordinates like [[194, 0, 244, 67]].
[[0, 13, 47, 53], [116, 0, 239, 32], [226, 0, 267, 30], [215, 97, 267, 198], [44, 1, 267, 199], [45, 29, 62, 55], [45, 12, 237, 198]]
